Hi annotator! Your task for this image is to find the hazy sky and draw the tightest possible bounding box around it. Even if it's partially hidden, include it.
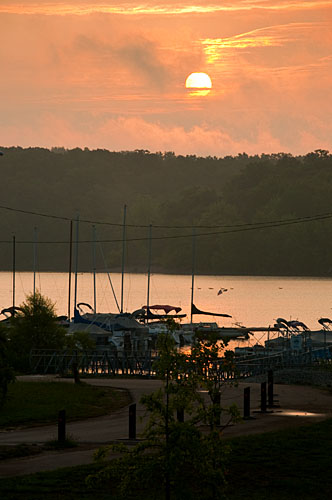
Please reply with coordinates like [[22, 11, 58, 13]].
[[1, 1, 332, 155]]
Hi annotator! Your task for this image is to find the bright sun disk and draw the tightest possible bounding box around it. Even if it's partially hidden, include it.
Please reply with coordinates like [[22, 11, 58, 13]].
[[185, 72, 212, 89]]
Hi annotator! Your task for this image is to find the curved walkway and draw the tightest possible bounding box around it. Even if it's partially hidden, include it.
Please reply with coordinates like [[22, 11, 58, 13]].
[[0, 376, 331, 477]]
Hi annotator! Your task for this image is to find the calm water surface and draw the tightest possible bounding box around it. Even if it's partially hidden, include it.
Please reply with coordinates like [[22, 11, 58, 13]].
[[1, 272, 332, 347]]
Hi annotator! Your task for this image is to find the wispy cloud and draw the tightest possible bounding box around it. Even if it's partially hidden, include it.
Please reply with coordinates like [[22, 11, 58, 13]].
[[201, 22, 325, 63], [1, 1, 332, 16], [73, 34, 169, 89]]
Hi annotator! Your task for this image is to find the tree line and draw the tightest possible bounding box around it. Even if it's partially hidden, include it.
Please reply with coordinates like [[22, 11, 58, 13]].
[[0, 147, 332, 276]]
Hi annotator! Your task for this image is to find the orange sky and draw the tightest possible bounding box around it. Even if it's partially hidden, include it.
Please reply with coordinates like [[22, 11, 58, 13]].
[[1, 1, 332, 155]]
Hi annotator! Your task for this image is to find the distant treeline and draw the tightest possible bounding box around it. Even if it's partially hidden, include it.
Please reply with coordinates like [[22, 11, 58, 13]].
[[0, 146, 332, 276]]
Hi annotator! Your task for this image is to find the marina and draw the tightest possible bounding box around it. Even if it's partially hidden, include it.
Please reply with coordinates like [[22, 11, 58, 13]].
[[2, 272, 332, 374]]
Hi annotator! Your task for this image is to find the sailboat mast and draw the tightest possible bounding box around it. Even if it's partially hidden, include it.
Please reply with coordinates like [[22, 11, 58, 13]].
[[190, 228, 196, 324], [73, 214, 80, 313], [12, 235, 16, 310], [33, 226, 37, 297], [146, 224, 152, 323], [92, 225, 97, 313], [120, 204, 127, 314], [99, 242, 121, 312], [67, 220, 73, 320]]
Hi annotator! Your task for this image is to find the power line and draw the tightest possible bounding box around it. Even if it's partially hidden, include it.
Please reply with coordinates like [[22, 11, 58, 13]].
[[1, 202, 332, 230], [0, 210, 330, 244]]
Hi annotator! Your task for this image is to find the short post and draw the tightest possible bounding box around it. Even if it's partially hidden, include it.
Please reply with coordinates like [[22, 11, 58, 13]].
[[58, 409, 66, 442], [177, 408, 184, 423], [72, 361, 81, 384], [267, 370, 274, 407], [243, 387, 250, 419], [212, 393, 221, 427], [260, 382, 267, 413], [129, 403, 136, 440]]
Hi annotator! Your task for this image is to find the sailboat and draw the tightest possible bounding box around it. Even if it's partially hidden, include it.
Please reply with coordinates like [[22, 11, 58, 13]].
[[180, 230, 251, 341], [67, 211, 151, 354]]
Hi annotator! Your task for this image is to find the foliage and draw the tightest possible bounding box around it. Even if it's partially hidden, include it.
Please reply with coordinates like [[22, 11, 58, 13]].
[[86, 323, 238, 499], [0, 325, 15, 407], [2, 147, 332, 276], [8, 291, 66, 372], [2, 418, 332, 499], [189, 332, 239, 430], [63, 330, 95, 352]]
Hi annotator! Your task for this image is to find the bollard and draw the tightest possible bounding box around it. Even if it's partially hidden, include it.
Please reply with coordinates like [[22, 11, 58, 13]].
[[129, 403, 136, 440], [268, 370, 274, 407], [260, 382, 267, 413], [177, 408, 184, 423], [212, 393, 221, 427], [243, 387, 250, 419], [58, 409, 66, 442]]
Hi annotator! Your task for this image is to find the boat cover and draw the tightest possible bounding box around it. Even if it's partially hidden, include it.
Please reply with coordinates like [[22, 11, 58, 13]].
[[191, 303, 232, 318], [142, 305, 182, 314]]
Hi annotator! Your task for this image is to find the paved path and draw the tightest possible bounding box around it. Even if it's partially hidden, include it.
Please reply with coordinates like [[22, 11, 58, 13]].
[[0, 376, 331, 477]]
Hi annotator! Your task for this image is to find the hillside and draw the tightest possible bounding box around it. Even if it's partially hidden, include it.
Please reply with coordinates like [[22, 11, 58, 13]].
[[0, 147, 331, 276]]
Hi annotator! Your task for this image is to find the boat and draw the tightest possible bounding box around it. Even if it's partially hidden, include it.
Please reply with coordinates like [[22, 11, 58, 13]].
[[68, 303, 150, 354]]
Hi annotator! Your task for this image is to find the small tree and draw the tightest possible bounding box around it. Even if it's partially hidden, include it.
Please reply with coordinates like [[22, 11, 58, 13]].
[[63, 330, 96, 382], [190, 331, 239, 430], [9, 291, 66, 372], [87, 323, 239, 500]]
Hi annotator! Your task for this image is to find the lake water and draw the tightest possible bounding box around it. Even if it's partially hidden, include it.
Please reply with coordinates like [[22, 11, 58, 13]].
[[1, 272, 332, 347]]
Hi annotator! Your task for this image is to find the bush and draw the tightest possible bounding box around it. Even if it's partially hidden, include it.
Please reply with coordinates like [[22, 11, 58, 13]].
[[9, 291, 66, 372]]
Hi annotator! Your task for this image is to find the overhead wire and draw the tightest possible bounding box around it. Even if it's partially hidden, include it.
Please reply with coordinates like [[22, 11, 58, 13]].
[[1, 202, 332, 230], [0, 209, 331, 244]]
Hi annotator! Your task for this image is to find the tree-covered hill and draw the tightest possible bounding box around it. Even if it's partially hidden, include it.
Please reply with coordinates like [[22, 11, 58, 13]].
[[0, 146, 331, 276]]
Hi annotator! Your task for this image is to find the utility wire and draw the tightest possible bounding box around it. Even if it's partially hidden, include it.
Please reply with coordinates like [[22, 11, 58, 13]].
[[0, 210, 330, 244], [1, 202, 332, 230]]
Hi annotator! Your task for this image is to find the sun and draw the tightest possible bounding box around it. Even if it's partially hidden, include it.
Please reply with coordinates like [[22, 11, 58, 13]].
[[185, 72, 212, 97], [185, 72, 212, 89]]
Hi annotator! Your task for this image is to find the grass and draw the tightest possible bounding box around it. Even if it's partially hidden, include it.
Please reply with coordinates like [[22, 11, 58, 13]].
[[0, 444, 41, 461], [0, 464, 111, 500], [0, 381, 131, 428], [0, 438, 77, 462], [44, 436, 78, 450], [1, 419, 332, 499], [225, 418, 332, 500]]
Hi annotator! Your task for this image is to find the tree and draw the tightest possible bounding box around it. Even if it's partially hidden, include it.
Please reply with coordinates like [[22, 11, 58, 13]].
[[9, 291, 66, 372], [189, 331, 239, 430], [63, 330, 96, 383], [86, 323, 239, 500]]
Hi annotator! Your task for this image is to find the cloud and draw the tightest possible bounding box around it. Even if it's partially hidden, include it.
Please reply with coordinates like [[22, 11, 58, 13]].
[[1, 113, 330, 157], [200, 22, 330, 65], [73, 34, 169, 89], [1, 1, 332, 16]]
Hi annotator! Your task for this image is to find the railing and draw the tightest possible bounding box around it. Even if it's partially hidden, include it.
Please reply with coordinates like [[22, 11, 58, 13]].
[[235, 345, 332, 378], [30, 345, 332, 378], [30, 349, 157, 377]]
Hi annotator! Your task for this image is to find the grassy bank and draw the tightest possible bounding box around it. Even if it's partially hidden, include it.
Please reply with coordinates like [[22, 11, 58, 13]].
[[1, 419, 331, 499], [0, 381, 131, 428]]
